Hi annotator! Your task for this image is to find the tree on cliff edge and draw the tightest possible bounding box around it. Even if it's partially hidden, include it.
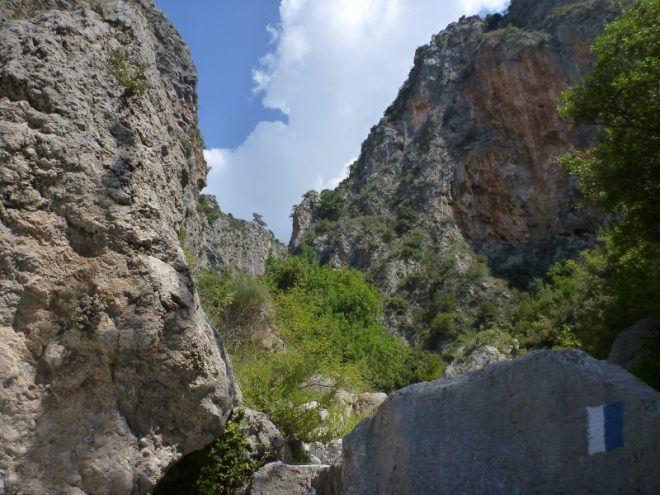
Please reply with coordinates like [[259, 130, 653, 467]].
[[559, 0, 659, 244], [553, 0, 659, 386]]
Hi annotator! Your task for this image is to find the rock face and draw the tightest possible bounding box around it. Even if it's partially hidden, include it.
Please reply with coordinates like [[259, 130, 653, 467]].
[[0, 1, 238, 493], [291, 0, 617, 341], [609, 317, 658, 372], [187, 194, 287, 277], [444, 344, 509, 378], [328, 350, 660, 494], [240, 462, 328, 495]]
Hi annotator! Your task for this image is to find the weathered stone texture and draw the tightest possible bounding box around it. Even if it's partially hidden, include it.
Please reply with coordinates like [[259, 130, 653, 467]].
[[331, 350, 660, 494], [240, 462, 328, 495], [0, 1, 238, 493]]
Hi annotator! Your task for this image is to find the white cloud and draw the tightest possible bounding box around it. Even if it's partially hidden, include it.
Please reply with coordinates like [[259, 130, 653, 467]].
[[203, 148, 229, 173], [204, 0, 509, 241]]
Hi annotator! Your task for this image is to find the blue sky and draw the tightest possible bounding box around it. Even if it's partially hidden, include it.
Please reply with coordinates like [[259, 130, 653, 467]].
[[155, 0, 510, 241], [155, 0, 287, 149]]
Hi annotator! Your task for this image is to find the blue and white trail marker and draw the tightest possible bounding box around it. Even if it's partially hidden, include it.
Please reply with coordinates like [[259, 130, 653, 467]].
[[586, 401, 624, 455]]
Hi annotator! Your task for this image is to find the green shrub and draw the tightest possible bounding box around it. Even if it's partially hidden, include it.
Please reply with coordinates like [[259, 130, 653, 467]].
[[467, 257, 490, 280], [429, 312, 460, 340], [235, 347, 346, 444], [483, 13, 503, 31], [266, 255, 312, 291], [317, 189, 343, 221], [252, 212, 267, 227], [195, 269, 233, 329], [108, 48, 149, 98], [394, 202, 417, 234], [229, 254, 445, 441], [224, 273, 269, 329], [196, 410, 272, 495], [197, 195, 221, 224], [386, 296, 410, 315], [480, 24, 523, 42]]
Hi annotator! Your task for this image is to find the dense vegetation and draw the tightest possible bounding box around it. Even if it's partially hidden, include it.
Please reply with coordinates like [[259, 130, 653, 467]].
[[178, 242, 442, 491], [187, 244, 442, 441]]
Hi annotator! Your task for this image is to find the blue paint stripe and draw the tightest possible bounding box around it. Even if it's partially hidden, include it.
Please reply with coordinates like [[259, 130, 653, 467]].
[[604, 401, 624, 451]]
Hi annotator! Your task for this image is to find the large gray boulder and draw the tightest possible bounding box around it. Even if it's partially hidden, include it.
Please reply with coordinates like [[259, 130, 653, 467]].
[[609, 316, 658, 372], [331, 350, 660, 494], [0, 1, 238, 493], [240, 462, 328, 495]]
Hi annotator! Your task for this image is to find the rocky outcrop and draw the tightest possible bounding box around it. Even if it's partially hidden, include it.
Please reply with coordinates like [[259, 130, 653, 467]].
[[291, 0, 618, 342], [0, 1, 238, 493], [325, 350, 660, 494], [609, 316, 658, 372], [445, 344, 509, 377], [240, 462, 328, 495], [186, 194, 287, 277]]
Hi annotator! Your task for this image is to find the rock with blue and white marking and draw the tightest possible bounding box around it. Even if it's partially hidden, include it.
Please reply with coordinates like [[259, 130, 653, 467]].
[[330, 349, 660, 494]]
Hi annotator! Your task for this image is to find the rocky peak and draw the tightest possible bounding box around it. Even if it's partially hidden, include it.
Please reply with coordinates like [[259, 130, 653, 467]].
[[291, 0, 618, 344]]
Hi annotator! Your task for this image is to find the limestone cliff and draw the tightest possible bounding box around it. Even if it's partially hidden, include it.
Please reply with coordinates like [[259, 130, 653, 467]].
[[186, 194, 287, 278], [0, 1, 238, 493], [291, 0, 618, 345]]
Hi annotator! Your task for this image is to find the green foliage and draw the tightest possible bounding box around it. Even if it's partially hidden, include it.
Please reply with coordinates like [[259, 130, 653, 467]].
[[386, 296, 410, 315], [224, 273, 269, 329], [529, 0, 660, 388], [194, 252, 444, 444], [263, 255, 442, 394], [108, 48, 149, 98], [395, 239, 508, 353], [317, 189, 343, 221], [252, 212, 267, 227], [235, 346, 346, 444], [196, 268, 233, 326], [509, 232, 660, 359], [483, 12, 503, 31], [394, 202, 417, 234], [198, 270, 269, 347], [197, 195, 221, 224], [195, 410, 271, 495], [480, 23, 522, 42], [400, 229, 424, 259], [559, 0, 660, 244]]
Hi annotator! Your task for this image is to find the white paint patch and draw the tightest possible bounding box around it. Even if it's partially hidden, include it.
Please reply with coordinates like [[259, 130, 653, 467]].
[[586, 405, 606, 455]]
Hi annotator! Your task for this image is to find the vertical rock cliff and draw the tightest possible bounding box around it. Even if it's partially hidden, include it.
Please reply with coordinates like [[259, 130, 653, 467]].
[[291, 0, 618, 344], [0, 1, 238, 492], [185, 194, 287, 278]]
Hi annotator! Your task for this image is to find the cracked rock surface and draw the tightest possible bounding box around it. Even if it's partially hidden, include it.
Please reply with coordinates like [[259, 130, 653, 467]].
[[0, 1, 238, 493]]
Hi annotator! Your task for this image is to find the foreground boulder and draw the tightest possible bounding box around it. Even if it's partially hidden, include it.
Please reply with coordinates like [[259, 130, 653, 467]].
[[0, 1, 238, 492], [609, 316, 658, 372], [329, 350, 660, 494], [240, 462, 328, 495]]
